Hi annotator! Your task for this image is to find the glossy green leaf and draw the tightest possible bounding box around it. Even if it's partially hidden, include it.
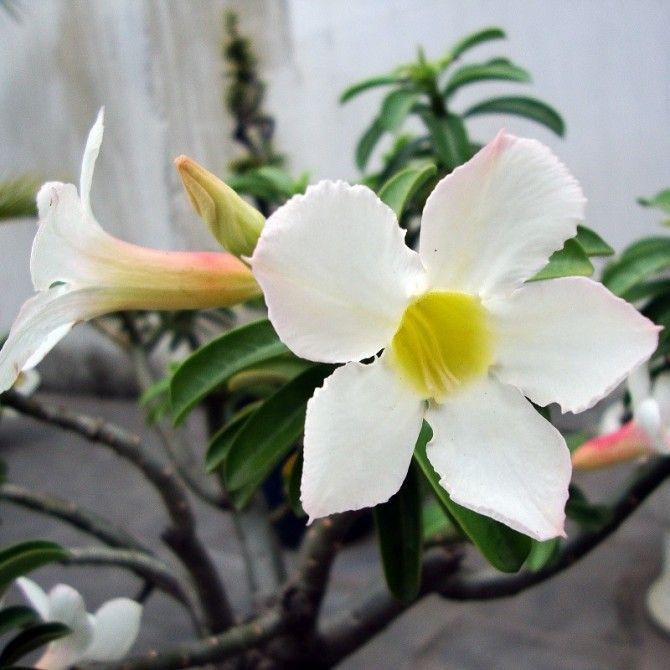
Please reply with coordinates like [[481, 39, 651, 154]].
[[602, 237, 670, 297], [575, 225, 614, 257], [532, 238, 594, 281], [170, 320, 288, 423], [525, 538, 560, 572], [340, 74, 400, 104], [374, 463, 422, 602], [413, 422, 531, 572], [638, 189, 670, 215], [356, 119, 386, 171], [444, 59, 530, 97], [464, 95, 565, 136], [0, 607, 38, 637], [0, 623, 71, 666], [206, 401, 263, 472], [0, 541, 68, 597], [378, 164, 437, 217], [379, 89, 419, 132], [224, 364, 332, 500], [447, 27, 506, 62], [419, 110, 470, 170]]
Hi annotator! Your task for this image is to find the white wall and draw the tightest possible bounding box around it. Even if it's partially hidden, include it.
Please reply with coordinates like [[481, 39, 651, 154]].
[[0, 0, 668, 333]]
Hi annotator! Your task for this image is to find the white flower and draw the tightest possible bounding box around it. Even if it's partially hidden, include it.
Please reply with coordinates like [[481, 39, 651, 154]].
[[16, 577, 141, 669], [251, 132, 659, 540], [572, 363, 670, 470], [0, 110, 260, 394]]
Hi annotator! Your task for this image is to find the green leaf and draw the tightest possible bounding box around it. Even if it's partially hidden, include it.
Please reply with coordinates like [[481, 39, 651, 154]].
[[564, 430, 590, 454], [574, 225, 614, 257], [0, 607, 38, 637], [356, 119, 386, 171], [0, 176, 39, 221], [532, 238, 594, 281], [422, 498, 457, 542], [224, 364, 332, 504], [602, 237, 670, 297], [622, 278, 670, 303], [638, 189, 670, 215], [378, 164, 437, 218], [566, 485, 612, 531], [464, 96, 565, 136], [206, 401, 263, 472], [0, 541, 68, 597], [413, 422, 531, 572], [0, 623, 71, 666], [419, 110, 470, 170], [170, 320, 288, 424], [447, 27, 506, 62], [226, 167, 295, 202], [444, 59, 530, 97], [374, 463, 422, 602], [340, 74, 400, 104], [379, 89, 420, 132], [525, 538, 560, 572]]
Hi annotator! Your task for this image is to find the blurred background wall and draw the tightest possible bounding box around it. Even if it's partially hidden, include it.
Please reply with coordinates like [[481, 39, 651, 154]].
[[0, 0, 668, 346]]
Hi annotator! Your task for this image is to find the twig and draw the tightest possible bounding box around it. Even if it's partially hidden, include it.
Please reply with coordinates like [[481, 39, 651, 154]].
[[62, 546, 202, 632], [439, 455, 670, 600], [120, 314, 229, 510], [318, 547, 462, 667], [1, 390, 235, 633], [88, 610, 283, 670], [0, 482, 148, 552], [233, 494, 287, 610]]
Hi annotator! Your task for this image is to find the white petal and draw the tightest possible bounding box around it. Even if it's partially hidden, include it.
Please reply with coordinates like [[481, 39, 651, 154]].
[[426, 377, 570, 540], [488, 277, 660, 414], [419, 132, 585, 298], [80, 108, 104, 217], [83, 598, 142, 662], [628, 363, 652, 411], [30, 182, 110, 291], [252, 181, 426, 363], [301, 356, 425, 520], [15, 577, 50, 620], [598, 400, 625, 434], [636, 397, 664, 451], [652, 371, 670, 423], [0, 286, 128, 393], [33, 584, 95, 670]]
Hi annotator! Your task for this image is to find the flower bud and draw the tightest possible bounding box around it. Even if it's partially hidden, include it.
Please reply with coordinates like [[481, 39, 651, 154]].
[[175, 155, 265, 258]]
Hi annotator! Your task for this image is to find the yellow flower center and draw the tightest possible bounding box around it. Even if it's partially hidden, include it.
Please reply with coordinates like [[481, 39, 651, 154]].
[[389, 291, 492, 401]]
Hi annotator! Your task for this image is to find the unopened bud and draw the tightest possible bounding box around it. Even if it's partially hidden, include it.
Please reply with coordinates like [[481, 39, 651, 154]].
[[175, 156, 265, 258]]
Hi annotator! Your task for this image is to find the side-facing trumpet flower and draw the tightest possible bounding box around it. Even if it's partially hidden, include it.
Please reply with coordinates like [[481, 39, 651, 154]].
[[0, 110, 261, 393]]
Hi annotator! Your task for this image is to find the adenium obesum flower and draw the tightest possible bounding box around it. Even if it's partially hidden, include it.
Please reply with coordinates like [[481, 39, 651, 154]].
[[16, 577, 141, 669], [0, 110, 261, 393], [252, 132, 659, 540], [572, 364, 670, 470]]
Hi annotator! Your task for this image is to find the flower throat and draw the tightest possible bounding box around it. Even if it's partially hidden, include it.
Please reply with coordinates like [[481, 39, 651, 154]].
[[389, 291, 492, 401]]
